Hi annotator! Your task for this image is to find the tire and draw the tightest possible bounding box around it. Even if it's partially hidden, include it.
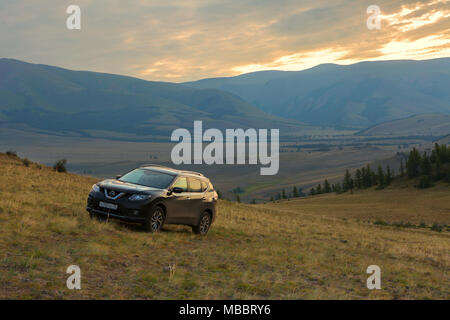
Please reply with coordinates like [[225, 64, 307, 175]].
[[192, 211, 211, 236], [144, 206, 165, 232]]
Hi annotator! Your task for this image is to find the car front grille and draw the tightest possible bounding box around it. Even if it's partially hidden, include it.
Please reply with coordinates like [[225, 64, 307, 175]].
[[103, 188, 128, 200]]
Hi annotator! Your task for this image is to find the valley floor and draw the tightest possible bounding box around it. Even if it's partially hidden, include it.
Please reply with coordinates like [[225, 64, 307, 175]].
[[0, 153, 448, 299]]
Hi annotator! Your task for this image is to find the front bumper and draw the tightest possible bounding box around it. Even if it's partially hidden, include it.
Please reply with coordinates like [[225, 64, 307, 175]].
[[86, 207, 146, 223], [86, 190, 151, 223]]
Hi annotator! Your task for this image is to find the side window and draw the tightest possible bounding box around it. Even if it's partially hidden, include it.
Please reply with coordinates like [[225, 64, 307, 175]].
[[172, 177, 188, 192], [189, 178, 202, 193], [201, 181, 208, 192]]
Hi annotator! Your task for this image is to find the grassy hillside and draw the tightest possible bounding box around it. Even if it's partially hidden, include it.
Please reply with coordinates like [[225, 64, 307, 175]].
[[0, 128, 401, 202], [0, 153, 448, 299]]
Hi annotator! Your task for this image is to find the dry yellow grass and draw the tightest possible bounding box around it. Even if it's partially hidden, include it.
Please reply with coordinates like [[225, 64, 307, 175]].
[[0, 153, 449, 299]]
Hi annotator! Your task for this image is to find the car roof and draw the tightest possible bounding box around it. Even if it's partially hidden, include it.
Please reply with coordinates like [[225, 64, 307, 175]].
[[139, 164, 207, 179]]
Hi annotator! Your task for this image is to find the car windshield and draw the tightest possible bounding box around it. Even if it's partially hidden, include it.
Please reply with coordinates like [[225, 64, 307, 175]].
[[119, 169, 175, 189]]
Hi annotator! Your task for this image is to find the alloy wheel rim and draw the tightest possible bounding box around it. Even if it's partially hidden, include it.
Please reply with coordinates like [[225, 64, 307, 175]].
[[151, 209, 163, 231], [200, 215, 210, 234]]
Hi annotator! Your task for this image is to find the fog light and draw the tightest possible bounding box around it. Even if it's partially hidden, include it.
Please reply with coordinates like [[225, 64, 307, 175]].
[[133, 210, 139, 216]]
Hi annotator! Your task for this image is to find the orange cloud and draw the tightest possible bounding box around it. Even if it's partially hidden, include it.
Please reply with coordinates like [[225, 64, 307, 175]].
[[1, 0, 448, 81]]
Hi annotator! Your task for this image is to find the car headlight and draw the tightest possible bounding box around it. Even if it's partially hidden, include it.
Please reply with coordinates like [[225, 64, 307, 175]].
[[129, 194, 151, 201], [91, 184, 100, 193]]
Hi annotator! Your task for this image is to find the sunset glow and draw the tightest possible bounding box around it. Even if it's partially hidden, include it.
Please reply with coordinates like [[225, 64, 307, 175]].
[[0, 0, 449, 81]]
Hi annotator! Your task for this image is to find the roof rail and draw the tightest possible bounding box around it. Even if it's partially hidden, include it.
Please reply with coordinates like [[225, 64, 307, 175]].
[[139, 163, 175, 170], [140, 164, 205, 177], [180, 170, 204, 177]]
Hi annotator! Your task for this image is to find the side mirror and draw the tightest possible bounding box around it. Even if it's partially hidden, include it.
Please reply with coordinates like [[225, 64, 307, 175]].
[[116, 175, 122, 180], [172, 187, 183, 194]]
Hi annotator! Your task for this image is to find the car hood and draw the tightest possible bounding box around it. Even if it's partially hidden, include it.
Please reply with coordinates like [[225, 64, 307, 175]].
[[98, 179, 165, 195]]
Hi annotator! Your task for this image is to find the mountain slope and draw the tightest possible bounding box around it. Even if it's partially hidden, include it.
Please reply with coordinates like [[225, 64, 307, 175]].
[[0, 59, 305, 139], [357, 113, 450, 137], [185, 58, 450, 128]]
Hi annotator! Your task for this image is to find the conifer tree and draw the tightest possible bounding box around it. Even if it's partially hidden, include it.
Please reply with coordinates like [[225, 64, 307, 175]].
[[361, 167, 367, 188], [343, 169, 352, 191], [355, 169, 362, 189], [386, 165, 392, 185], [435, 158, 442, 180], [377, 165, 385, 187], [366, 165, 373, 187], [324, 179, 331, 193], [421, 152, 432, 177], [293, 186, 299, 197], [407, 148, 421, 178], [316, 184, 322, 194], [400, 160, 404, 177], [335, 182, 342, 193]]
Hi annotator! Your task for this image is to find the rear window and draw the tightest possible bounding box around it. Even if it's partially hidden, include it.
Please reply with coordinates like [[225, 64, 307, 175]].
[[189, 178, 202, 192]]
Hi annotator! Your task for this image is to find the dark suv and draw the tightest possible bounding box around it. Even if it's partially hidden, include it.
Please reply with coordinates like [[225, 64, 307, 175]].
[[86, 165, 218, 235]]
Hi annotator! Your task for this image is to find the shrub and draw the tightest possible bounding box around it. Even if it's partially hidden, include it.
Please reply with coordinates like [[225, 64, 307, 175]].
[[417, 175, 433, 189], [22, 158, 31, 167], [6, 150, 18, 157], [374, 219, 388, 226], [431, 223, 443, 232], [53, 159, 67, 173]]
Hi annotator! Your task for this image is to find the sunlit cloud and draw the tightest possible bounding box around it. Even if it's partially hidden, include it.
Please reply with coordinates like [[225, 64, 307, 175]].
[[379, 35, 450, 60], [232, 49, 357, 74], [382, 0, 450, 32], [0, 0, 449, 81]]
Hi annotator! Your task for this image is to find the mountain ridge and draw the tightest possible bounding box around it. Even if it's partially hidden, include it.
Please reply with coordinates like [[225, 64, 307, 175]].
[[185, 58, 450, 128], [0, 58, 308, 139]]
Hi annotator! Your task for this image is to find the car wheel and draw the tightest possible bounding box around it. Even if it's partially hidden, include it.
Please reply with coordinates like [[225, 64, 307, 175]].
[[144, 206, 165, 232], [192, 212, 211, 236]]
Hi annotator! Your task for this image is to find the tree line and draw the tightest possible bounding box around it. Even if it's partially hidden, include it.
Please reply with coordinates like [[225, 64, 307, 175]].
[[405, 143, 450, 188], [228, 143, 450, 203], [310, 143, 450, 195]]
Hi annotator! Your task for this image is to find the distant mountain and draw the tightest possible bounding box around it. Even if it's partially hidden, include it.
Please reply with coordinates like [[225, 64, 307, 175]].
[[0, 59, 305, 140], [357, 113, 450, 137], [185, 58, 450, 128]]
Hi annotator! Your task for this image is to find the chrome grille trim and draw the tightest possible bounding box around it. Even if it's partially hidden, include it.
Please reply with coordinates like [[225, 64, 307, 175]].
[[104, 189, 125, 200]]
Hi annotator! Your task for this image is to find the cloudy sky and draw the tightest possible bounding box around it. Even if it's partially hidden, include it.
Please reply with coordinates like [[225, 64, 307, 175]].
[[1, 0, 449, 81]]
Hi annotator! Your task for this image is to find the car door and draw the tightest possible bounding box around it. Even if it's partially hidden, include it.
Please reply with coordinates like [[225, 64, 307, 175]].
[[187, 177, 206, 224], [165, 176, 191, 224]]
